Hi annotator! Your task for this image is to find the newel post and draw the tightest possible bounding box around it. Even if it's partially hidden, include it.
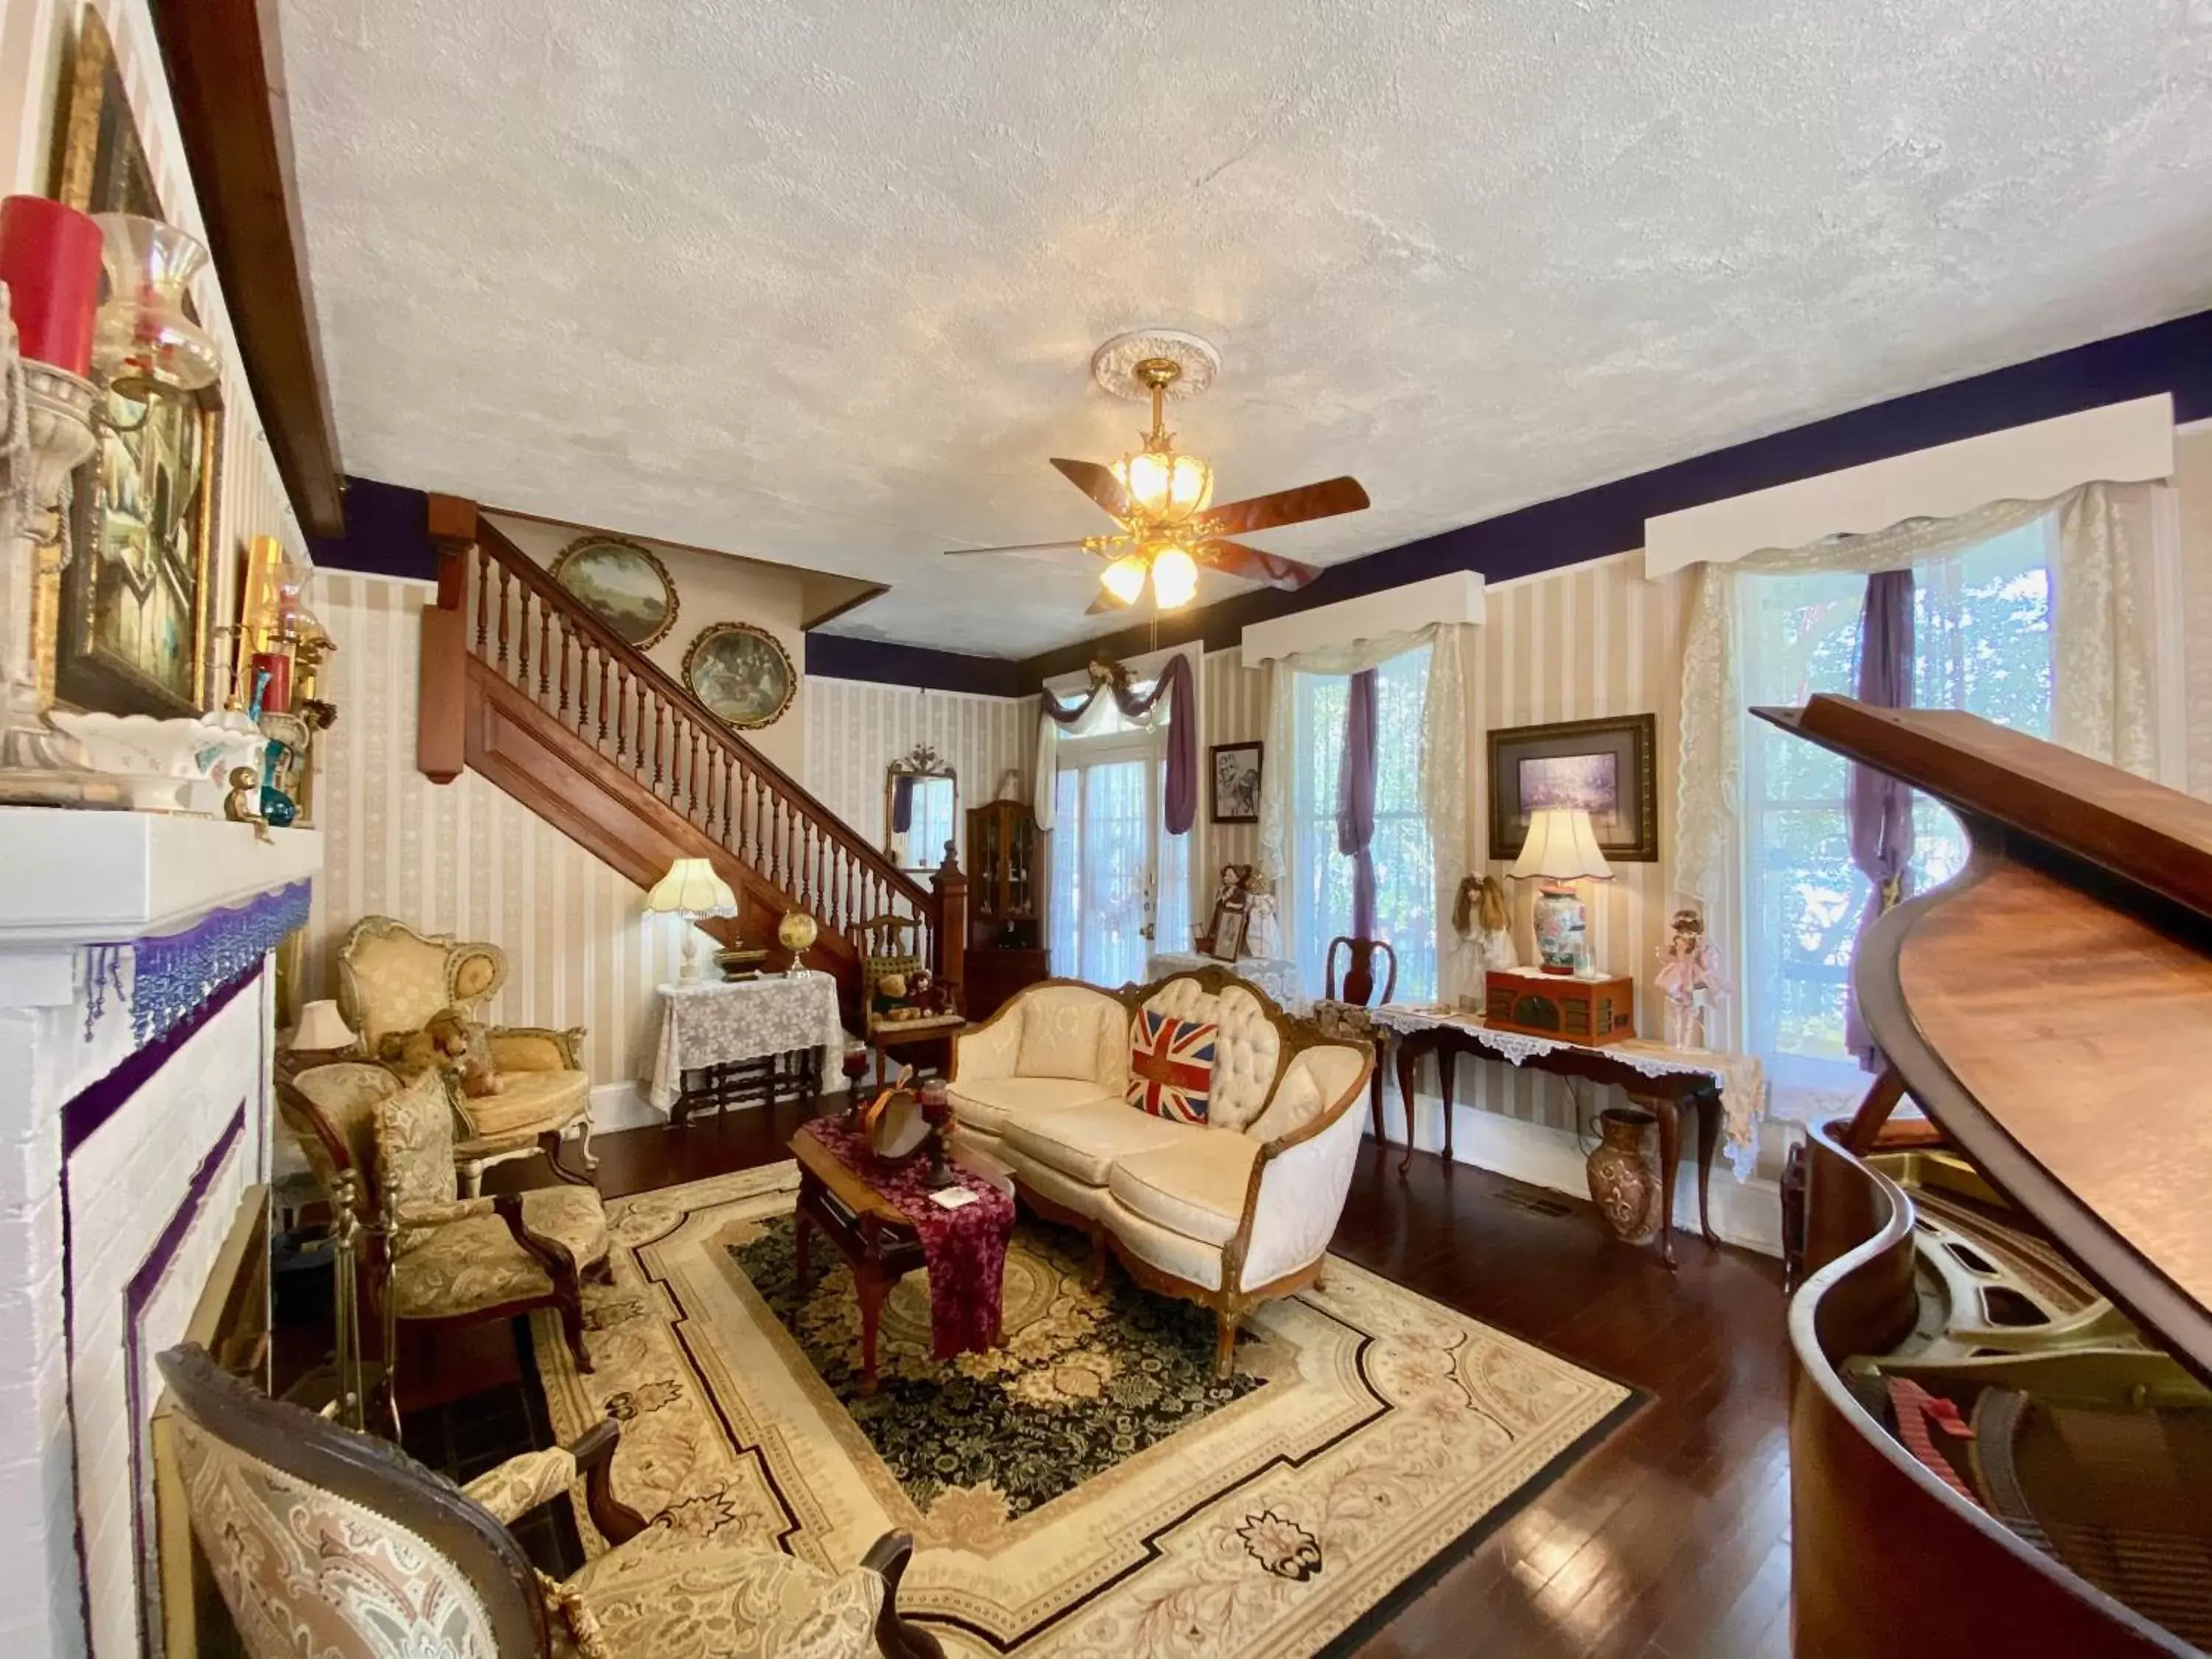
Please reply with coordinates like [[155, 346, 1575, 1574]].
[[418, 493, 477, 784], [931, 842, 967, 1013]]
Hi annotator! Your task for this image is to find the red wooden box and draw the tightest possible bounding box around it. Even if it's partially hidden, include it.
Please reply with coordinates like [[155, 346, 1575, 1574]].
[[1480, 969, 1635, 1046]]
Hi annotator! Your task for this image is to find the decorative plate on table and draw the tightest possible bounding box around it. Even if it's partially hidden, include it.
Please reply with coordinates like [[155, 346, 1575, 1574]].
[[550, 535, 678, 649], [684, 622, 796, 729]]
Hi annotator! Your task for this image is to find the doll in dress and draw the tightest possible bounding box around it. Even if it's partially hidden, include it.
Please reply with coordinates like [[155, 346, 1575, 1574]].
[[1656, 907, 1725, 1049]]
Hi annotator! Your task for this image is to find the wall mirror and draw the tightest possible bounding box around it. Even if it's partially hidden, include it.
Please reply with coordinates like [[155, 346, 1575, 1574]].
[[885, 743, 958, 872]]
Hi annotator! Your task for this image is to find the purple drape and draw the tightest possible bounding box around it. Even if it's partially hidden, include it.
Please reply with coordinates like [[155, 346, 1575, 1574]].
[[889, 773, 915, 835], [1843, 568, 1914, 1072], [1338, 667, 1379, 941], [1038, 654, 1197, 835]]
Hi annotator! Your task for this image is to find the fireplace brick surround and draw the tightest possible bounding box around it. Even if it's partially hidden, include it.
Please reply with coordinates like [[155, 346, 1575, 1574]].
[[0, 808, 320, 1658]]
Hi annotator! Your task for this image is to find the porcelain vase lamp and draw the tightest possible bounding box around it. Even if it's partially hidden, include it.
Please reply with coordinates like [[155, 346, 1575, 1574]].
[[1509, 807, 1615, 976]]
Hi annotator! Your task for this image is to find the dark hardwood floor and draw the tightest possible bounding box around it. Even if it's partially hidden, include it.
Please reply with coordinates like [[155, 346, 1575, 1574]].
[[432, 1105, 1794, 1658]]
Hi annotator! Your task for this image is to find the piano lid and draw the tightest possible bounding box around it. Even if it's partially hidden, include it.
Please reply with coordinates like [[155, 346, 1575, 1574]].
[[1756, 695, 2212, 1385]]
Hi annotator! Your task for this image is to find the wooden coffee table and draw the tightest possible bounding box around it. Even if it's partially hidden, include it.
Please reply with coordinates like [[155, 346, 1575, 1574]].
[[790, 1123, 1006, 1395]]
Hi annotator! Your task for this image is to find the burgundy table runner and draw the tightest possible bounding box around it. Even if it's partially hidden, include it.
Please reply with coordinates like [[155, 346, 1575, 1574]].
[[799, 1119, 1016, 1360]]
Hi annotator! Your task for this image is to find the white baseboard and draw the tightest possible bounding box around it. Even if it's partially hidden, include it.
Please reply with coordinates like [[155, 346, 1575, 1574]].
[[1388, 1091, 1784, 1259]]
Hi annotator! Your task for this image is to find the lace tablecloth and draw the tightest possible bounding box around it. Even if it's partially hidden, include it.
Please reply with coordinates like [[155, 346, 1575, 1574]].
[[1145, 951, 1305, 1012], [648, 973, 846, 1111], [1371, 1003, 1769, 1178]]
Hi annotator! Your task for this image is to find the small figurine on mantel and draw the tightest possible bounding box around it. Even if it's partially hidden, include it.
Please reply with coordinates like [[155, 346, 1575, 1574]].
[[1242, 872, 1281, 959], [1656, 906, 1726, 1050]]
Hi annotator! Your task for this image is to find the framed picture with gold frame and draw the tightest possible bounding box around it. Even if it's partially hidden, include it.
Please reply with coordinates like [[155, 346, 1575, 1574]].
[[682, 622, 797, 731], [46, 5, 223, 717], [550, 535, 677, 650]]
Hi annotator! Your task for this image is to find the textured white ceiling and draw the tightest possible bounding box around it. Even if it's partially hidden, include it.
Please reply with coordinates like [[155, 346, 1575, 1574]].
[[279, 0, 2212, 659]]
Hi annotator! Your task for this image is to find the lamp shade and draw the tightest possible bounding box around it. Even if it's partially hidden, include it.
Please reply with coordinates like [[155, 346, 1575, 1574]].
[[290, 998, 355, 1051], [646, 857, 737, 917], [1509, 807, 1613, 883]]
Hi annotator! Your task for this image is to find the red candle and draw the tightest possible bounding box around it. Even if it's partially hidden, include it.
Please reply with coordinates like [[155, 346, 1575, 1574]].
[[0, 195, 102, 375], [253, 650, 293, 714]]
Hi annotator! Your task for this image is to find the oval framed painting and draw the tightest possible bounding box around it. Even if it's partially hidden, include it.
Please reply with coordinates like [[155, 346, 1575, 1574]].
[[550, 535, 677, 649], [683, 622, 796, 730]]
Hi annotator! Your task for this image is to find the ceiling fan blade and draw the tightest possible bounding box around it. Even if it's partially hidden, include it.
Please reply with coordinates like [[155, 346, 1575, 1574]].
[[1203, 476, 1369, 538], [940, 538, 1093, 557], [1198, 539, 1323, 591], [1086, 589, 1132, 616], [1050, 457, 1133, 521]]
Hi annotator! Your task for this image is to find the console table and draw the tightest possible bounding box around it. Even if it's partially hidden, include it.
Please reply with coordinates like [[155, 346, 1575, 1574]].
[[1372, 1004, 1766, 1269], [650, 973, 846, 1126]]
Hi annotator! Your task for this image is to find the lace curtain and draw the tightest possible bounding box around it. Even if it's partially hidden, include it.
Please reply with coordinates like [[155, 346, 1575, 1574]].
[[1672, 481, 2171, 902], [1254, 622, 1472, 984]]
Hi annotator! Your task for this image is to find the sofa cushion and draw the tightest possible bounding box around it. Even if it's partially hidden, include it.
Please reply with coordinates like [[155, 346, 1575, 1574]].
[[1246, 1044, 1368, 1141], [1107, 1132, 1258, 1247], [947, 1074, 1114, 1138], [1099, 1201, 1225, 1290], [1124, 1009, 1218, 1125], [1000, 1098, 1191, 1187], [1017, 987, 1112, 1080], [1142, 978, 1281, 1131]]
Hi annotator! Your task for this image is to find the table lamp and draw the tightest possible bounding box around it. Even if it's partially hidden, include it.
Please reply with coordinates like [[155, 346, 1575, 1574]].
[[288, 998, 355, 1054], [647, 857, 739, 984], [1509, 807, 1613, 975]]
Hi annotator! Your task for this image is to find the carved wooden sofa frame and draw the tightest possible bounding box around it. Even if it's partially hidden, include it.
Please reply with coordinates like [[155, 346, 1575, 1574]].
[[956, 964, 1374, 1377]]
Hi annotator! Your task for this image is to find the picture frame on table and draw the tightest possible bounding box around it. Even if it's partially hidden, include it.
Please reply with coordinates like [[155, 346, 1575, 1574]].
[[1486, 713, 1659, 863], [1209, 741, 1262, 824], [1204, 901, 1247, 963]]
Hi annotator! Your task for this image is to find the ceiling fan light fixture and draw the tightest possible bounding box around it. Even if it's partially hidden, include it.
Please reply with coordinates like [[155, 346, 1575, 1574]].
[[1099, 552, 1148, 605], [1150, 543, 1199, 608]]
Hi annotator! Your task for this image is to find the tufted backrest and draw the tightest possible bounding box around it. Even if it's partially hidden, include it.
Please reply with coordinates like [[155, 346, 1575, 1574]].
[[1248, 1043, 1368, 1142], [1142, 977, 1281, 1131]]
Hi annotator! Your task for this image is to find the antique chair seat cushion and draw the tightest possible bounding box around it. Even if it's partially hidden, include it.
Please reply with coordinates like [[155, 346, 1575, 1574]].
[[553, 1529, 883, 1659], [453, 1066, 591, 1141], [389, 1213, 558, 1318], [999, 1097, 1192, 1188], [1105, 1133, 1258, 1248], [946, 1074, 1116, 1138]]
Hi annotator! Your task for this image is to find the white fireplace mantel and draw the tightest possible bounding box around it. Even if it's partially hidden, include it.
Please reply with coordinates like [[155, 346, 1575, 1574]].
[[0, 807, 321, 1004]]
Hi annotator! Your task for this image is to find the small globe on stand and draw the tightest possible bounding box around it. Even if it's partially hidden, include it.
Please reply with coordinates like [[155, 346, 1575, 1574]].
[[776, 910, 818, 976]]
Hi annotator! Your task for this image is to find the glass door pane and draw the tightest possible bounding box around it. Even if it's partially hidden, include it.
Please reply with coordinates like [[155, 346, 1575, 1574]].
[[1079, 758, 1150, 987]]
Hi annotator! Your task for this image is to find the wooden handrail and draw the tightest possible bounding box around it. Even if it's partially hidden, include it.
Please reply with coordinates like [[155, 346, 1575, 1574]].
[[467, 517, 934, 912]]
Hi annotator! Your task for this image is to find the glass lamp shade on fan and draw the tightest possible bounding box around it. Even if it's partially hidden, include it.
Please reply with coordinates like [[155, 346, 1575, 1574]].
[[1112, 451, 1211, 523], [647, 858, 738, 984], [1509, 807, 1614, 975]]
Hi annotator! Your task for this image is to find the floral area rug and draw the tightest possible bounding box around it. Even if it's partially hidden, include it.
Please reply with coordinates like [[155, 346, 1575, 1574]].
[[532, 1164, 1638, 1658]]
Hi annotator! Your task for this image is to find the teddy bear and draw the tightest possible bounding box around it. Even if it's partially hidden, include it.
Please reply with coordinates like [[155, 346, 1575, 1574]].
[[378, 1006, 504, 1097]]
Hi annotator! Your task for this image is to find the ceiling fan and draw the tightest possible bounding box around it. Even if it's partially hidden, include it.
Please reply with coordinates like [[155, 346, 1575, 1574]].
[[942, 330, 1370, 615]]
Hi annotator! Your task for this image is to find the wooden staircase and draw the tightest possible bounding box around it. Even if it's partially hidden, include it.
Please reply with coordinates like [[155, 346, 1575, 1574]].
[[414, 495, 963, 1026]]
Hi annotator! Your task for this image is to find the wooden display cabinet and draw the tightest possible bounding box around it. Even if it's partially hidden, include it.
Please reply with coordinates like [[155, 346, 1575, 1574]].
[[964, 797, 1048, 1020]]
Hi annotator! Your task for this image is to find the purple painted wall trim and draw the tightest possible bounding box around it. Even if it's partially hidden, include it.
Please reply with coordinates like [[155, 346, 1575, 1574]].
[[120, 1102, 248, 1658], [62, 967, 258, 1156], [308, 476, 438, 582], [1018, 305, 2212, 686], [805, 631, 1026, 697]]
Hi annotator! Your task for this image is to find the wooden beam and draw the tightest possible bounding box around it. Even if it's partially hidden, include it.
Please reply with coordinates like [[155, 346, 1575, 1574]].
[[147, 0, 347, 537]]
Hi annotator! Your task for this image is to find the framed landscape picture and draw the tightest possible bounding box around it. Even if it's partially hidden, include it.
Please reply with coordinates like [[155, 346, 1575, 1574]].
[[1209, 741, 1262, 824], [1487, 714, 1658, 863], [551, 535, 676, 649], [683, 622, 796, 730]]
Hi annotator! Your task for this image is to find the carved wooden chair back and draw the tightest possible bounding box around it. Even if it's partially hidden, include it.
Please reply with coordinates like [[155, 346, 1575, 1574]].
[[158, 1342, 552, 1655], [337, 915, 508, 1053], [1325, 936, 1398, 1009]]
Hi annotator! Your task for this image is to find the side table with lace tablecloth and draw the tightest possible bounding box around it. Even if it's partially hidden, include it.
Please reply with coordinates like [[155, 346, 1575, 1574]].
[[649, 973, 847, 1125], [1371, 1003, 1767, 1268]]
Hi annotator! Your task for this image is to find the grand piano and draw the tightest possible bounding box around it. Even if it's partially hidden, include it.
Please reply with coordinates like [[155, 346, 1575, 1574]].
[[1764, 695, 2212, 1658]]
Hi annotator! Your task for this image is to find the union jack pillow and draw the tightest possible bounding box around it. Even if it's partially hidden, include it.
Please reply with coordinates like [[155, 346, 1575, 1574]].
[[1125, 1009, 1219, 1125]]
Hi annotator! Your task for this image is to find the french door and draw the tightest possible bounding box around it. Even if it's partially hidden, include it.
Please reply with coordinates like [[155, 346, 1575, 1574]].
[[1049, 740, 1189, 987]]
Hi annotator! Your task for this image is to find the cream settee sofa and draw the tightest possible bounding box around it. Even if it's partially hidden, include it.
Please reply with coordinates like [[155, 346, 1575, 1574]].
[[950, 966, 1373, 1375]]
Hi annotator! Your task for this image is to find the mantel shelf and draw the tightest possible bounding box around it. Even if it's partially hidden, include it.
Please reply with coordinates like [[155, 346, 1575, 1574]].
[[0, 807, 322, 950]]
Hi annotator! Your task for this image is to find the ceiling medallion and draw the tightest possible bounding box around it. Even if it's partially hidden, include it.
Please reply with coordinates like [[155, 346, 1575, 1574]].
[[1089, 328, 1220, 403]]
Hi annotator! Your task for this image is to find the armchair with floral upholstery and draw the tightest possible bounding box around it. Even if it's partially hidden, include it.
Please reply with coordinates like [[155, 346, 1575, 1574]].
[[279, 1060, 612, 1386], [157, 1341, 944, 1658], [337, 914, 597, 1194]]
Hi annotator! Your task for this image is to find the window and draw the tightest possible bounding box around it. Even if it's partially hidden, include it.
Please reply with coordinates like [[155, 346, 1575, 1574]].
[[1288, 646, 1436, 1002], [1740, 521, 2052, 1078]]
